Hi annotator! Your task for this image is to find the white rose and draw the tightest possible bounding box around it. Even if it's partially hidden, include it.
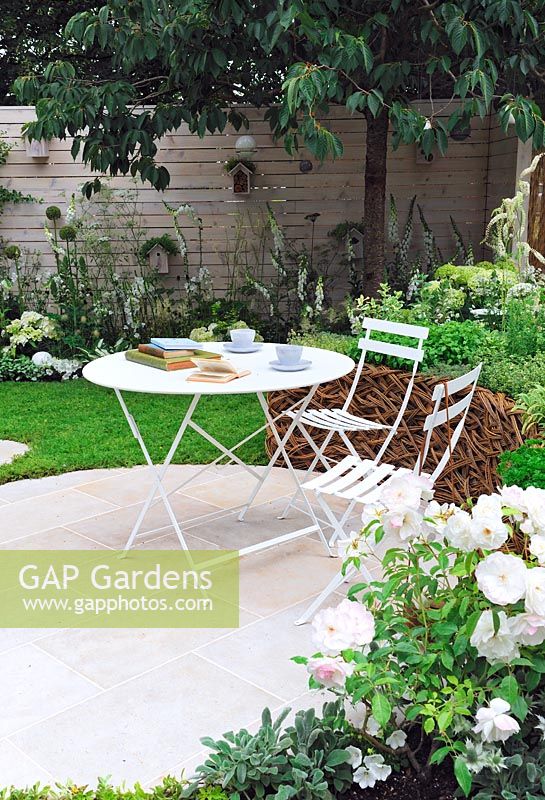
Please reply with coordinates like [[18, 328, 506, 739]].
[[470, 610, 520, 663], [509, 612, 545, 646], [307, 656, 353, 688], [521, 487, 545, 536], [475, 552, 527, 606], [423, 501, 457, 538], [312, 599, 375, 655], [469, 514, 509, 551], [444, 509, 475, 551], [472, 494, 504, 519], [499, 485, 526, 516], [379, 473, 424, 511], [473, 698, 520, 743], [382, 507, 424, 542], [525, 567, 545, 616], [530, 535, 545, 566], [353, 754, 392, 789]]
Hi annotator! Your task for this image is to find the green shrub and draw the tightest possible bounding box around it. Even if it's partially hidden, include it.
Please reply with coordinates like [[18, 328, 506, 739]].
[[182, 703, 354, 800], [0, 776, 185, 800], [423, 321, 493, 368], [0, 354, 45, 381], [479, 352, 545, 397], [515, 384, 545, 435], [289, 331, 355, 356], [498, 440, 545, 489]]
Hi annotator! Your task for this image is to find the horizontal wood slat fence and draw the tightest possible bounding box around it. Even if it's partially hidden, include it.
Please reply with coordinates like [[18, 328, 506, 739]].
[[0, 104, 521, 290], [266, 365, 526, 505]]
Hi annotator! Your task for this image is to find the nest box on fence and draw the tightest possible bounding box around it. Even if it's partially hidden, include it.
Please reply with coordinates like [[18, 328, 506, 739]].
[[349, 228, 364, 260], [147, 243, 169, 274], [229, 162, 252, 195], [25, 139, 49, 160]]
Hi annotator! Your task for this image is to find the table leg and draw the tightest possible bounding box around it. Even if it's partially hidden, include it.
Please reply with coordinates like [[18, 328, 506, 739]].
[[115, 390, 200, 550]]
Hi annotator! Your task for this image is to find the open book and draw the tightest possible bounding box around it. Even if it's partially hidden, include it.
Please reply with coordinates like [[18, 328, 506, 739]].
[[186, 358, 251, 383]]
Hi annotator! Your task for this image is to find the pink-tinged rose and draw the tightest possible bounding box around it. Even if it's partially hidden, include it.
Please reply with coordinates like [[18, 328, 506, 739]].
[[473, 698, 520, 743], [510, 612, 545, 645], [312, 599, 375, 655], [379, 472, 433, 512], [525, 567, 545, 616], [382, 507, 424, 542], [307, 656, 352, 688], [475, 552, 527, 605]]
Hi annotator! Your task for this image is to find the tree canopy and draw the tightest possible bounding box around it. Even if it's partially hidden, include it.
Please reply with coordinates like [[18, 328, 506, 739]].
[[14, 0, 545, 287], [0, 1, 111, 104]]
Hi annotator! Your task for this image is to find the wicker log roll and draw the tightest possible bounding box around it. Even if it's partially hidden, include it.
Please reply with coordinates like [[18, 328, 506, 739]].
[[266, 364, 526, 504]]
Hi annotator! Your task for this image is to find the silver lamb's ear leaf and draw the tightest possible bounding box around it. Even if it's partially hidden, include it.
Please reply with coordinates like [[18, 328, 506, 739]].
[[261, 707, 272, 728], [273, 706, 291, 730]]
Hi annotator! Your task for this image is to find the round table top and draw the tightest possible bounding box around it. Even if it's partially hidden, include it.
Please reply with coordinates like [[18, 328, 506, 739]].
[[82, 342, 355, 396]]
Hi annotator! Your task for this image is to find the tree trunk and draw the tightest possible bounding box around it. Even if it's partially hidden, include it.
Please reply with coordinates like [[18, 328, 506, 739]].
[[363, 108, 389, 295]]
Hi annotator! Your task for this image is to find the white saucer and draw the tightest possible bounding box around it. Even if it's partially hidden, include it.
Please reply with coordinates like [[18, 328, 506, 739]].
[[223, 342, 263, 354], [269, 359, 312, 372]]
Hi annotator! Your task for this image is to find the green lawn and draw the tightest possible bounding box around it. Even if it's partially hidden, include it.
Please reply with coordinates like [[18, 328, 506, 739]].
[[0, 381, 268, 484]]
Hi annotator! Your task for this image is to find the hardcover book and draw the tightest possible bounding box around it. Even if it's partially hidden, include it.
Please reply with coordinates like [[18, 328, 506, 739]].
[[125, 350, 220, 371], [149, 337, 200, 350]]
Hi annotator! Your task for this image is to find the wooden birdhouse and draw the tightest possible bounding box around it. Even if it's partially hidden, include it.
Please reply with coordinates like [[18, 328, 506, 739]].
[[349, 228, 364, 261], [229, 162, 252, 195], [25, 139, 49, 160], [147, 243, 169, 274]]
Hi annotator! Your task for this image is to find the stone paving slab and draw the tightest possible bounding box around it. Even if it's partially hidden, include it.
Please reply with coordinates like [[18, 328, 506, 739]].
[[0, 464, 365, 787]]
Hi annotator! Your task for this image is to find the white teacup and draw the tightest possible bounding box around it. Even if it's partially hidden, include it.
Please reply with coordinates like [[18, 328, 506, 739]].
[[230, 328, 255, 347], [276, 344, 302, 365]]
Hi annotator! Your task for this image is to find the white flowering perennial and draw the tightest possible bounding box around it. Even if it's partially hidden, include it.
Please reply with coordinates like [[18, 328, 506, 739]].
[[300, 474, 545, 794]]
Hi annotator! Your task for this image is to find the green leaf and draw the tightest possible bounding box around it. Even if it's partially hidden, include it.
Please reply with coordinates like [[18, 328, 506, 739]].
[[326, 749, 350, 767], [371, 693, 392, 727], [454, 756, 472, 797]]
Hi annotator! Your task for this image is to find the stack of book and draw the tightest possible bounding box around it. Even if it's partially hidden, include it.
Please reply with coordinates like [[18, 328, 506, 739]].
[[125, 338, 221, 372]]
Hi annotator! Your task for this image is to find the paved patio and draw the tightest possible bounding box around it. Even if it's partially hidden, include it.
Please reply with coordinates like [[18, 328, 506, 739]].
[[0, 464, 373, 788]]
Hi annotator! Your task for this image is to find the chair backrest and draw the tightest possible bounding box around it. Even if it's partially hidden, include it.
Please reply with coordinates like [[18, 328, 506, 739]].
[[414, 363, 482, 483], [345, 317, 430, 462]]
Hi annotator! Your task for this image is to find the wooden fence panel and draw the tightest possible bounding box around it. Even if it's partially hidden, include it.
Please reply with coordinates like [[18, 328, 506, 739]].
[[0, 104, 519, 289]]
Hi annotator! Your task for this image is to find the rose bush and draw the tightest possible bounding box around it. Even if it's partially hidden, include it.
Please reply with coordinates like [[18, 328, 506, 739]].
[[299, 473, 545, 797]]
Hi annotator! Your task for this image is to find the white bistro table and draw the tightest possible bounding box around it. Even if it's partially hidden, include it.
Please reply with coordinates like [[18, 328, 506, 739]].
[[83, 343, 354, 554]]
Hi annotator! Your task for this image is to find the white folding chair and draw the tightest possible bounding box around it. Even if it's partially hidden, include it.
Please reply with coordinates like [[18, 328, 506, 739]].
[[279, 317, 429, 538], [294, 363, 482, 625]]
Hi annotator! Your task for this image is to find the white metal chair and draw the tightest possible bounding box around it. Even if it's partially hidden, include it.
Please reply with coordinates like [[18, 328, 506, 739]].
[[279, 317, 429, 536], [294, 363, 482, 625]]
